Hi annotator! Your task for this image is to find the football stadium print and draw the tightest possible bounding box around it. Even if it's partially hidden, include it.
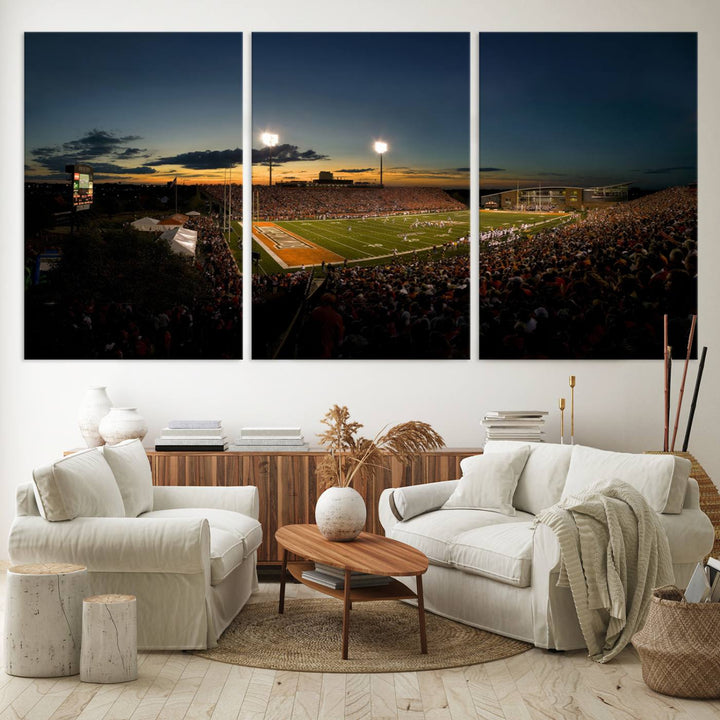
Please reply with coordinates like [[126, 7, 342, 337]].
[[479, 32, 697, 360], [251, 33, 470, 360]]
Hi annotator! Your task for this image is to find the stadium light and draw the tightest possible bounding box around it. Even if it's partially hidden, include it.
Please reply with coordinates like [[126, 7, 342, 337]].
[[374, 141, 388, 187], [261, 132, 279, 186]]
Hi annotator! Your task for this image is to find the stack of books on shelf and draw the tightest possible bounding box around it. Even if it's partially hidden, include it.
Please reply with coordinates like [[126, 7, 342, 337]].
[[154, 420, 228, 451], [482, 410, 548, 443], [229, 427, 309, 452], [301, 563, 391, 590]]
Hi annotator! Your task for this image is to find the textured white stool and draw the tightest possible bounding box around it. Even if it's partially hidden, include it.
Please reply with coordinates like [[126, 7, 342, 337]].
[[80, 594, 138, 683], [4, 563, 87, 677]]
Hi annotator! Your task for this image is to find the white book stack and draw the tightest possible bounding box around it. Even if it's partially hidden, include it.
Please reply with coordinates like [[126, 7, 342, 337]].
[[482, 411, 548, 443], [229, 427, 309, 452], [155, 420, 228, 451], [301, 562, 391, 590]]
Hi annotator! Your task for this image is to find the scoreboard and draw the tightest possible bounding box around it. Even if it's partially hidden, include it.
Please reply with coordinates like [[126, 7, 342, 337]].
[[65, 164, 94, 211]]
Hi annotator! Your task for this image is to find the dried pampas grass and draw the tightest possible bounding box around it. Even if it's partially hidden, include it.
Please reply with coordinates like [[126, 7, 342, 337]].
[[317, 405, 444, 491]]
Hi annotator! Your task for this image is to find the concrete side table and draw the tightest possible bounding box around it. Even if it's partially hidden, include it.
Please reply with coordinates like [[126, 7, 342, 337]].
[[80, 594, 138, 683], [4, 563, 87, 677]]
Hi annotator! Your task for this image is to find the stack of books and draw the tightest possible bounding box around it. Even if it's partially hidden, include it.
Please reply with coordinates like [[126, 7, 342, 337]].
[[482, 410, 548, 442], [154, 420, 228, 451], [301, 563, 391, 590], [229, 427, 309, 452]]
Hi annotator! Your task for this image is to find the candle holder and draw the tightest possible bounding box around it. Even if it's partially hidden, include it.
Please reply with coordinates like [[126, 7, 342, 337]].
[[559, 398, 566, 444], [569, 376, 576, 445]]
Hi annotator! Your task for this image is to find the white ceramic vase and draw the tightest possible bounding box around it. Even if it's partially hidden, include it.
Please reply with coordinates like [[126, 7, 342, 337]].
[[78, 386, 113, 447], [315, 486, 367, 541], [98, 407, 148, 446]]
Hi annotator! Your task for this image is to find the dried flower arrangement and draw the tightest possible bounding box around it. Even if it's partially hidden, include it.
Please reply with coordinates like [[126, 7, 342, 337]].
[[317, 405, 444, 490]]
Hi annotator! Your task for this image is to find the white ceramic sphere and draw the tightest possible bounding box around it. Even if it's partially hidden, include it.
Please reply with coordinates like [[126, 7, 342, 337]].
[[315, 486, 367, 541], [98, 407, 148, 446]]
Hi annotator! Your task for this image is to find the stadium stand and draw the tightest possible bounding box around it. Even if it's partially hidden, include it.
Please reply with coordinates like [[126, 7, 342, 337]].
[[253, 186, 466, 220], [479, 186, 697, 359]]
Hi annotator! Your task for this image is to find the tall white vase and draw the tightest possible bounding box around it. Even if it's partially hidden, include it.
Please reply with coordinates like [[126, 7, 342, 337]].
[[315, 486, 367, 541], [78, 386, 113, 447], [98, 407, 148, 446]]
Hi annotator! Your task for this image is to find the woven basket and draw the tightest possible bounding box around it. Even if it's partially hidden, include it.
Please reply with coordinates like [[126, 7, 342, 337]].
[[632, 585, 720, 698]]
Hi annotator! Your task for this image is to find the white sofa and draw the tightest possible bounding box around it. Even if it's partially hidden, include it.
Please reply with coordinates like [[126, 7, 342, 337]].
[[8, 440, 262, 650], [379, 442, 714, 651]]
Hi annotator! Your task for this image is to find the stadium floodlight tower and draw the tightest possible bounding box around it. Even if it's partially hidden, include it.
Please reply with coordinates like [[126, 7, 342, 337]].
[[261, 132, 279, 186], [374, 140, 388, 187]]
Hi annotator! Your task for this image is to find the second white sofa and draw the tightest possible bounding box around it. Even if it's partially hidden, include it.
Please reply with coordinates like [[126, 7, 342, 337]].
[[379, 442, 714, 650]]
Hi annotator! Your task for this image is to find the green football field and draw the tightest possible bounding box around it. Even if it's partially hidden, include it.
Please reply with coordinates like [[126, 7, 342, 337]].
[[233, 209, 569, 275]]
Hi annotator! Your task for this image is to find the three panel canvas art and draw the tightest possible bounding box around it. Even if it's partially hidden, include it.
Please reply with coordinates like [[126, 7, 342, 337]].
[[24, 32, 697, 360]]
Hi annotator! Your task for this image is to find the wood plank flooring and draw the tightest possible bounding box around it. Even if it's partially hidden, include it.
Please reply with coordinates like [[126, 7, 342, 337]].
[[1, 564, 719, 719]]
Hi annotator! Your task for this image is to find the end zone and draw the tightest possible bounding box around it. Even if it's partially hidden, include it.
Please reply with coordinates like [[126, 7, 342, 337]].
[[253, 222, 344, 268]]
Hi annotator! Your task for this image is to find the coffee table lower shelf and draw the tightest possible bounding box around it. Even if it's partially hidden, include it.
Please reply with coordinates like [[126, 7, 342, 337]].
[[287, 562, 419, 602], [280, 560, 427, 659]]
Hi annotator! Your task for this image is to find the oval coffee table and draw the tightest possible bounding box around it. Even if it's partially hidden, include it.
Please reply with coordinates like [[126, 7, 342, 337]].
[[275, 524, 429, 660]]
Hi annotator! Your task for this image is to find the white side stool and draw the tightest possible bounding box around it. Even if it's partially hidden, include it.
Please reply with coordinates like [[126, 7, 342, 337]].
[[80, 594, 138, 683], [4, 563, 87, 677]]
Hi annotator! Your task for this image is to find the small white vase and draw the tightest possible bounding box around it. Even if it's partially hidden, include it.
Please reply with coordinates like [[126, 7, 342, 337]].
[[315, 486, 367, 541], [78, 386, 113, 447], [98, 407, 148, 446]]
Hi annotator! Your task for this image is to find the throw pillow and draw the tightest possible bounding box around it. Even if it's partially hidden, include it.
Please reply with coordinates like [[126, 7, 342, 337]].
[[484, 440, 573, 515], [101, 438, 154, 517], [32, 448, 125, 521], [442, 446, 531, 515], [561, 445, 691, 514]]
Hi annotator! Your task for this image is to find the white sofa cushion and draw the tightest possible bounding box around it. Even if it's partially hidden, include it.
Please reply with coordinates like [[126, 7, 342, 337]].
[[450, 522, 535, 587], [390, 508, 535, 567], [562, 445, 691, 514], [443, 446, 530, 515], [101, 439, 154, 517], [141, 507, 263, 581], [484, 441, 573, 515], [32, 448, 125, 521]]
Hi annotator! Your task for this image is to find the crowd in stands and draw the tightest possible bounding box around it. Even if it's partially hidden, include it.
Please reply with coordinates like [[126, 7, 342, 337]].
[[479, 186, 697, 358], [254, 186, 466, 220], [27, 216, 243, 359], [292, 255, 470, 359]]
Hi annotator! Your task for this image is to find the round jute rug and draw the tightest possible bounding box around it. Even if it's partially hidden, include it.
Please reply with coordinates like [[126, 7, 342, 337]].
[[193, 599, 531, 673]]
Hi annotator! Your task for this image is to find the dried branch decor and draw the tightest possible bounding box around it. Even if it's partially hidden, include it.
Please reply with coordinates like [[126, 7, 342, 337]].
[[317, 405, 444, 490]]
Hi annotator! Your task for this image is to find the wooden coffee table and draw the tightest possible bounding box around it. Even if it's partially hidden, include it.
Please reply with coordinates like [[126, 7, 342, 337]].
[[275, 524, 429, 660]]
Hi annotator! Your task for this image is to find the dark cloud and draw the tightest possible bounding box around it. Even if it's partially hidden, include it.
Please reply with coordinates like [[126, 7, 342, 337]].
[[63, 129, 142, 157], [254, 144, 328, 165], [148, 148, 243, 170], [480, 167, 505, 172], [643, 166, 695, 175], [455, 167, 470, 172], [92, 163, 157, 176], [115, 147, 149, 159], [29, 129, 150, 176], [335, 168, 373, 174]]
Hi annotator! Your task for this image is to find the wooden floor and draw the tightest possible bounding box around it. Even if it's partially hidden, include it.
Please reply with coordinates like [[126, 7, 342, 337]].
[[1, 564, 719, 719]]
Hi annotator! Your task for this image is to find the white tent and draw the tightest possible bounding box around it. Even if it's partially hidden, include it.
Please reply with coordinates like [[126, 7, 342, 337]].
[[186, 210, 201, 216], [160, 226, 198, 257], [131, 217, 160, 231]]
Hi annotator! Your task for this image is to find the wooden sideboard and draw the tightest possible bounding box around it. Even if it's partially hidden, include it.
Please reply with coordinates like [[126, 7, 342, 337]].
[[147, 448, 480, 565]]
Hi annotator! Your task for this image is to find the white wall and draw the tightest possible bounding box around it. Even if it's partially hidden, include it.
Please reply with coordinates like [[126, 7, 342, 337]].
[[2, 0, 719, 560]]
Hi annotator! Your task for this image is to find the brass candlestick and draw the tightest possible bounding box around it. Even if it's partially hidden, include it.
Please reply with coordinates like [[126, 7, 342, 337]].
[[569, 375, 576, 445], [559, 397, 566, 444]]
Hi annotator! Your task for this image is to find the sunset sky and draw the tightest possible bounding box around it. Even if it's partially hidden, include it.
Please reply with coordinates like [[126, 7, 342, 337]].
[[25, 33, 243, 184], [480, 32, 697, 191], [252, 33, 470, 187]]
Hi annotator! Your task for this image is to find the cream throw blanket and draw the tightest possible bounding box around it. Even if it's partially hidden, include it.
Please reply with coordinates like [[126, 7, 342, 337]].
[[535, 479, 674, 663]]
